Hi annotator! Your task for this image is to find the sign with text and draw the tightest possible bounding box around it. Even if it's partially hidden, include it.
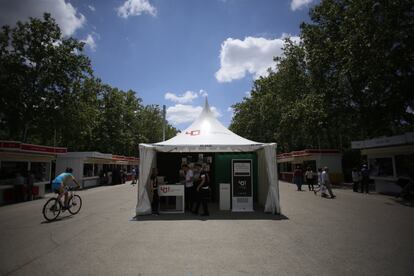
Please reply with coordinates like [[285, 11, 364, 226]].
[[232, 159, 253, 212]]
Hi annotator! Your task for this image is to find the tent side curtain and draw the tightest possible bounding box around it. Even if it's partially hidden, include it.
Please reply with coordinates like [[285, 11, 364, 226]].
[[136, 144, 154, 215], [264, 143, 281, 214]]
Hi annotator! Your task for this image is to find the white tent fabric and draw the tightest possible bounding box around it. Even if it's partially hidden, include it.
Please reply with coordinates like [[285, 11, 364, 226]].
[[136, 144, 154, 215], [263, 143, 280, 214], [136, 98, 281, 215], [154, 99, 263, 152]]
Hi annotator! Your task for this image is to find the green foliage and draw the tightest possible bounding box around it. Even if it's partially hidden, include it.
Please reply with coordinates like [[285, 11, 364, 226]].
[[230, 0, 414, 153], [0, 13, 177, 156]]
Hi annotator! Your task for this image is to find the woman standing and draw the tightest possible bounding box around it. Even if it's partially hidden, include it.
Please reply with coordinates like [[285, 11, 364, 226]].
[[150, 168, 159, 215]]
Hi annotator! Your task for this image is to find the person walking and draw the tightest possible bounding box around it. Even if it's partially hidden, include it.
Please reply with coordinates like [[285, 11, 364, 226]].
[[321, 166, 336, 198], [305, 167, 315, 191], [360, 164, 370, 193], [293, 165, 303, 191], [314, 168, 327, 197], [351, 167, 361, 192], [150, 168, 159, 215], [193, 164, 210, 216]]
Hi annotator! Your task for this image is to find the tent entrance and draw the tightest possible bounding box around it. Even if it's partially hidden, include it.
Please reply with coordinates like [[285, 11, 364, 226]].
[[156, 152, 258, 208]]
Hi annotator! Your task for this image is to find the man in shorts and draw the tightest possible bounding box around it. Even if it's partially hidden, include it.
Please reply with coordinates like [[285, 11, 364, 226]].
[[52, 168, 80, 209]]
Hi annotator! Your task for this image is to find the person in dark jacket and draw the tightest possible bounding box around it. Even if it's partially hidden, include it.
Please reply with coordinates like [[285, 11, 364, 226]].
[[293, 165, 303, 191], [360, 164, 370, 193], [193, 164, 210, 216]]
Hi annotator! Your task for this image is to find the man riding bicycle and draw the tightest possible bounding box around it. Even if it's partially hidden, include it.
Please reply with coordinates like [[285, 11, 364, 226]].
[[52, 168, 80, 209]]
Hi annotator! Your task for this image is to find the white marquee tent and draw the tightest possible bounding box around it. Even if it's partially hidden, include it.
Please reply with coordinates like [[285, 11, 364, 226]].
[[136, 99, 281, 215]]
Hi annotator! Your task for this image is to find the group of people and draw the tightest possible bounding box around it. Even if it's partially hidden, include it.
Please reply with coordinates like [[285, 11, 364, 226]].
[[293, 166, 336, 199], [150, 163, 210, 216], [351, 164, 370, 193]]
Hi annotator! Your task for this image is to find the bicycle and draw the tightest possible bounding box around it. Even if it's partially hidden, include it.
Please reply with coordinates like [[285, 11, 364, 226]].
[[42, 187, 82, 222]]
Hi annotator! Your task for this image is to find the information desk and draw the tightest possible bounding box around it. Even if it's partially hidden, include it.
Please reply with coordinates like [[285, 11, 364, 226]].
[[158, 184, 185, 214]]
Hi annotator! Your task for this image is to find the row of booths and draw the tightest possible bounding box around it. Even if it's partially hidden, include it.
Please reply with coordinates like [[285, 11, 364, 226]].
[[276, 132, 414, 193], [0, 140, 139, 205], [277, 149, 343, 185], [351, 132, 414, 194]]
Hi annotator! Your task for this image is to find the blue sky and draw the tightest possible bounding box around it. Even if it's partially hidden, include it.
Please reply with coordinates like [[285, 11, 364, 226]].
[[0, 0, 317, 130]]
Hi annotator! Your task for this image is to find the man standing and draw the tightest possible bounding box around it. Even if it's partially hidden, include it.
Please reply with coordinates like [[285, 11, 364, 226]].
[[351, 167, 361, 192], [293, 165, 303, 191], [360, 164, 370, 193], [321, 166, 336, 199]]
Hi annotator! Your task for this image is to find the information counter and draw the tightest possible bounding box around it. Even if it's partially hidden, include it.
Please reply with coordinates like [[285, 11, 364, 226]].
[[158, 184, 185, 214]]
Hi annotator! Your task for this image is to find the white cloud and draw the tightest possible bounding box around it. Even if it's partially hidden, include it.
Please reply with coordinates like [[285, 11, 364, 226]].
[[291, 0, 314, 11], [215, 35, 299, 83], [117, 0, 157, 18], [0, 0, 85, 36], [165, 91, 198, 104], [199, 89, 208, 97], [245, 91, 251, 98], [81, 34, 97, 51], [167, 104, 221, 125], [88, 5, 96, 12]]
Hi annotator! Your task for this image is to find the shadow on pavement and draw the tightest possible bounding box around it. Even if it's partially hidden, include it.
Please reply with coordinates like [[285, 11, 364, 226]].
[[390, 198, 414, 208], [41, 214, 74, 224], [131, 205, 289, 221]]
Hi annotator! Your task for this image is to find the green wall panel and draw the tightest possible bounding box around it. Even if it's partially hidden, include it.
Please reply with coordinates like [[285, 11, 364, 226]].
[[213, 152, 258, 202]]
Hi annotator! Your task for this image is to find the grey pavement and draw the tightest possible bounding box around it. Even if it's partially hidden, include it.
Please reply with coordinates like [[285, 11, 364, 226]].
[[0, 181, 413, 276]]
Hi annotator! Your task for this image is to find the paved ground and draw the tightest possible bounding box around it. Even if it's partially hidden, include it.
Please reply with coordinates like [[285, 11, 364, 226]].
[[0, 181, 413, 276]]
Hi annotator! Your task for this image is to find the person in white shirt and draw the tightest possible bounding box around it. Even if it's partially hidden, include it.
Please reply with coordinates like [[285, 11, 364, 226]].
[[314, 168, 327, 197], [182, 164, 194, 211], [304, 167, 315, 191], [321, 166, 336, 198]]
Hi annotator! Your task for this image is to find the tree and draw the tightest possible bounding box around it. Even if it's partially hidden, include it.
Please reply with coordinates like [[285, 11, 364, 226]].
[[230, 0, 414, 153], [0, 13, 178, 155], [301, 0, 414, 141], [0, 13, 92, 142]]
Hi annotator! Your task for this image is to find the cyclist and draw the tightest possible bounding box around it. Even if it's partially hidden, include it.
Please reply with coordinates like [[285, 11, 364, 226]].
[[52, 168, 80, 209]]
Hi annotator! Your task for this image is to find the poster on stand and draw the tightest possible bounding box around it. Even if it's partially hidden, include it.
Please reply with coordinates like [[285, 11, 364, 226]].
[[231, 159, 253, 212]]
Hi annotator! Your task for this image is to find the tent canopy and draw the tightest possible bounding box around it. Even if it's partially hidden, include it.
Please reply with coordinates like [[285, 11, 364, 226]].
[[154, 99, 263, 152], [136, 98, 280, 215]]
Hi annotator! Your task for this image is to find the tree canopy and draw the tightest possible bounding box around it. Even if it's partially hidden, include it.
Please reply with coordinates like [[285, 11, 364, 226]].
[[0, 14, 177, 156], [230, 0, 414, 153]]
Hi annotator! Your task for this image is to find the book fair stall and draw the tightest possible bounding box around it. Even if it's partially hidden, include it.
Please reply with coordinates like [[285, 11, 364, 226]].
[[136, 99, 281, 216]]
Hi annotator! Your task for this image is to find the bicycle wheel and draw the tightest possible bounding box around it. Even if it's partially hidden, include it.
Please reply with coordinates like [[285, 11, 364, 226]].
[[68, 195, 82, 215], [42, 198, 61, 221]]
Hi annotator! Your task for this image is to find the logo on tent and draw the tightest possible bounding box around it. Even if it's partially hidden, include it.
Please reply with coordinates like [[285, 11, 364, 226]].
[[185, 130, 200, 136]]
